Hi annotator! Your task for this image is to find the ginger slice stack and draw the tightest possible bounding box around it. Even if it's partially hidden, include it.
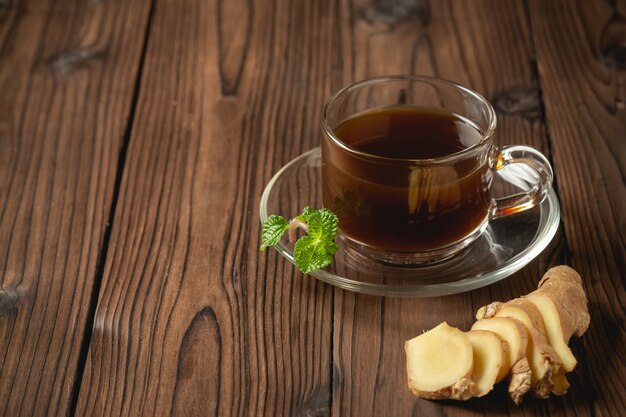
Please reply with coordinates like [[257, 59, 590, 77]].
[[404, 265, 590, 404]]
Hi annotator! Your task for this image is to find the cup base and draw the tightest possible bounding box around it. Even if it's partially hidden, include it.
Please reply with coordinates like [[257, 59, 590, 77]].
[[339, 219, 489, 266]]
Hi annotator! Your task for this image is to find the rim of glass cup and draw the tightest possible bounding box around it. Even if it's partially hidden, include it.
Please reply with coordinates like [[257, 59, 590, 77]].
[[321, 75, 498, 165]]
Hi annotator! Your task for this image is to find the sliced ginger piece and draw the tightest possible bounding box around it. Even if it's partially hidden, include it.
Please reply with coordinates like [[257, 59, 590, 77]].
[[405, 322, 477, 400], [496, 300, 562, 397], [525, 293, 577, 371], [471, 317, 527, 372], [467, 325, 510, 383], [479, 298, 563, 398], [467, 330, 506, 397], [525, 266, 590, 372], [471, 317, 531, 404]]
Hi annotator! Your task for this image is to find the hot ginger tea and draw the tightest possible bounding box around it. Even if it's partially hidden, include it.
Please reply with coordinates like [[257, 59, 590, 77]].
[[322, 107, 493, 253]]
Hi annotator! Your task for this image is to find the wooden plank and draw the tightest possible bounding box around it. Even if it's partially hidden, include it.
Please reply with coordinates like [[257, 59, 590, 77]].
[[75, 0, 338, 415], [527, 1, 626, 416], [331, 0, 590, 416], [0, 0, 152, 416]]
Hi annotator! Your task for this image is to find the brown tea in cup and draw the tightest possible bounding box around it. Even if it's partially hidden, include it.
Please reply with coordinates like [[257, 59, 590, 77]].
[[323, 106, 491, 253]]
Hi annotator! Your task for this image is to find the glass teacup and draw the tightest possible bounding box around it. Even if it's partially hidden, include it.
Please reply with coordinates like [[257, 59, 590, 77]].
[[322, 75, 553, 264]]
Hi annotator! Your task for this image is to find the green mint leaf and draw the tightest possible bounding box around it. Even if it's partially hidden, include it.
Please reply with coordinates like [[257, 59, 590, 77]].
[[307, 208, 339, 242], [293, 208, 338, 273], [295, 205, 315, 223], [293, 234, 338, 273], [260, 206, 339, 273], [260, 214, 288, 250]]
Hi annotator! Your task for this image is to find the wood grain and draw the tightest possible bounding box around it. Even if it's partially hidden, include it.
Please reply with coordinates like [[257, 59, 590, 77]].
[[0, 0, 152, 416], [330, 0, 589, 416], [528, 1, 626, 416], [75, 0, 337, 415], [2, 0, 621, 416]]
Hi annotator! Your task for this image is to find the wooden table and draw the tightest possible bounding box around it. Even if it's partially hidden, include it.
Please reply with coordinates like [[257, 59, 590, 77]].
[[1, 0, 624, 416]]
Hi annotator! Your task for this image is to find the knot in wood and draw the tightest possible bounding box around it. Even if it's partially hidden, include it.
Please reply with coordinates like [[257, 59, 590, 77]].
[[600, 13, 626, 69], [294, 389, 330, 417], [0, 288, 18, 315], [492, 88, 539, 117], [50, 48, 103, 76], [361, 0, 430, 27], [602, 39, 626, 69]]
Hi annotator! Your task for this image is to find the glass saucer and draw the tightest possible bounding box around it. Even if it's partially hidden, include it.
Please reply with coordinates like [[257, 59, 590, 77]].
[[259, 147, 560, 297]]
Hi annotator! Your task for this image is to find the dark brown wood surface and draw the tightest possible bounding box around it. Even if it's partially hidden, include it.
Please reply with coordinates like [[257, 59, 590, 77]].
[[0, 0, 152, 416], [0, 0, 624, 416], [527, 2, 626, 416]]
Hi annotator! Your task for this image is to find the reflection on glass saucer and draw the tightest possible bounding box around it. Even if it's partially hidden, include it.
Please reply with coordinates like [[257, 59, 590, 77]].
[[259, 148, 560, 297]]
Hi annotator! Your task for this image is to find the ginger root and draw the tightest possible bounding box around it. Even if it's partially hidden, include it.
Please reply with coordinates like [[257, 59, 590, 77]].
[[525, 265, 590, 371], [471, 316, 531, 404], [405, 322, 477, 400], [478, 298, 563, 398], [404, 265, 589, 404], [466, 330, 507, 397]]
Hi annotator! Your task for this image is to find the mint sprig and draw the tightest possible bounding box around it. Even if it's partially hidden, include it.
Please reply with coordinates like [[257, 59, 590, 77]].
[[259, 215, 289, 249], [260, 206, 339, 273]]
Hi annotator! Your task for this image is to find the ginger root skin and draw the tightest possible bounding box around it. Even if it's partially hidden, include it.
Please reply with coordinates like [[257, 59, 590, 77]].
[[525, 265, 590, 372], [411, 378, 477, 401], [536, 266, 590, 337], [508, 358, 532, 405]]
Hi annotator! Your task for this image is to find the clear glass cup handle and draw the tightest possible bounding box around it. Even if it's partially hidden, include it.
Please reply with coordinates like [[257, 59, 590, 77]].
[[490, 145, 554, 219]]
